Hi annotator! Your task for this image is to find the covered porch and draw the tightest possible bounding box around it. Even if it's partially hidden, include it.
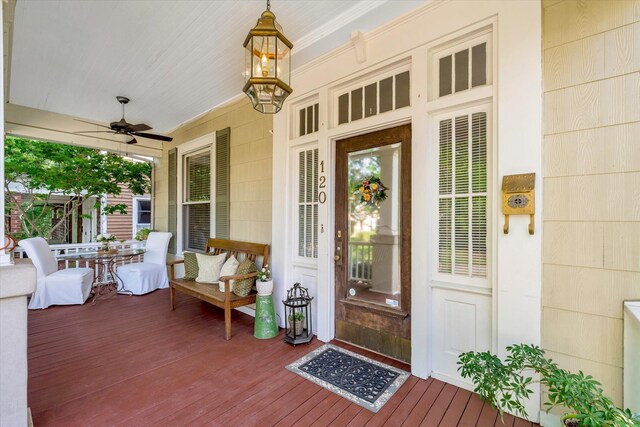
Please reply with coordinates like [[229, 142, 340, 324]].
[[28, 289, 535, 427]]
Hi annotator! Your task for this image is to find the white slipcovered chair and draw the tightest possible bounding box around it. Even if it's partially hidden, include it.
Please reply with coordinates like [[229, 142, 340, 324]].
[[117, 232, 171, 295], [19, 237, 93, 309]]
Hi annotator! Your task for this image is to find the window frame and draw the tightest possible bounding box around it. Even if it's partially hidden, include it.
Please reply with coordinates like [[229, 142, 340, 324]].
[[431, 103, 492, 289], [176, 133, 216, 254], [330, 63, 411, 129], [132, 196, 152, 235], [430, 31, 493, 102]]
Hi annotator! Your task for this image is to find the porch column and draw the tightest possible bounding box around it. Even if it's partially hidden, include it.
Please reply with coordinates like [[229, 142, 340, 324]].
[[0, 261, 36, 426]]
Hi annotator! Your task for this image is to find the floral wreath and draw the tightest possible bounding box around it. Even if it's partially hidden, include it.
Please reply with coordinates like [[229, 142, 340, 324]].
[[353, 175, 387, 205]]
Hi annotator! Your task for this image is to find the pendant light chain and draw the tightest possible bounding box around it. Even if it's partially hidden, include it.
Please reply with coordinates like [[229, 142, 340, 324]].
[[266, 0, 271, 11]]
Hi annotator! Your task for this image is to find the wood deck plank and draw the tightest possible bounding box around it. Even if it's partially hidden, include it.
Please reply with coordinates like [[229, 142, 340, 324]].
[[476, 401, 499, 426], [437, 387, 472, 427], [27, 289, 538, 427]]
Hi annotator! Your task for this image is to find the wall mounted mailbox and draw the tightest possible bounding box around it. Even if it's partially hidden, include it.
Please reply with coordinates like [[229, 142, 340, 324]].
[[502, 173, 535, 235]]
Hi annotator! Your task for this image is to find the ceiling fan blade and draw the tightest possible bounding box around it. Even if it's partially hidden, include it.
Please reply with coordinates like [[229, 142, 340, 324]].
[[74, 119, 112, 129], [128, 123, 152, 132], [127, 136, 138, 145], [131, 131, 173, 142]]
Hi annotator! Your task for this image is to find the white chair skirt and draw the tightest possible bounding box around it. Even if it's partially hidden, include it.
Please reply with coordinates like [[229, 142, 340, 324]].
[[28, 268, 93, 309], [117, 263, 168, 295]]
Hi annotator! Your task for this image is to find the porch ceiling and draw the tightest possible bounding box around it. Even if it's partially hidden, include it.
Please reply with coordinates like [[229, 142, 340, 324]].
[[7, 0, 422, 135]]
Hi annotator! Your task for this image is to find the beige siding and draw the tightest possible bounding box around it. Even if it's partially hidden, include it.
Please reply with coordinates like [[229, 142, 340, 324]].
[[154, 97, 272, 245], [542, 0, 640, 406]]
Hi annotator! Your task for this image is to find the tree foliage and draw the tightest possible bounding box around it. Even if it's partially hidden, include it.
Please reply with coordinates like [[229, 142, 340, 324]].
[[4, 136, 152, 241]]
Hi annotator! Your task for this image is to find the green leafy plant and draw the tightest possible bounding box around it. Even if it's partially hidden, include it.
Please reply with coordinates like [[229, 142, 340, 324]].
[[134, 228, 153, 241], [458, 344, 639, 426], [288, 311, 305, 322]]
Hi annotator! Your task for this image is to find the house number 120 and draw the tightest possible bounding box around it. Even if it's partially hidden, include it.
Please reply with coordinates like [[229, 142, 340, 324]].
[[318, 160, 327, 204]]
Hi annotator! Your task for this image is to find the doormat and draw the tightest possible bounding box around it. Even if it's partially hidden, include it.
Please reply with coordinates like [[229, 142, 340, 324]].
[[286, 343, 409, 413]]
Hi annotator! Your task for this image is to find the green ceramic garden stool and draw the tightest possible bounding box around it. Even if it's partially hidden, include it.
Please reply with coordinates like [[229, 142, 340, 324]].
[[254, 293, 279, 339]]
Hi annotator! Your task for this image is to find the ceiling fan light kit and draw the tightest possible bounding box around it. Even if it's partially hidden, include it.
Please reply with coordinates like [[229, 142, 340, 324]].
[[74, 96, 173, 144], [243, 0, 293, 114]]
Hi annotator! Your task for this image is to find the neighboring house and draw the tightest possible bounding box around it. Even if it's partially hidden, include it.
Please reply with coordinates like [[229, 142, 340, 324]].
[[6, 182, 148, 244], [104, 184, 151, 241]]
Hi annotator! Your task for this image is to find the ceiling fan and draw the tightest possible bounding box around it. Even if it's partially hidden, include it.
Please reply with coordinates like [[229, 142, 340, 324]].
[[74, 96, 173, 144]]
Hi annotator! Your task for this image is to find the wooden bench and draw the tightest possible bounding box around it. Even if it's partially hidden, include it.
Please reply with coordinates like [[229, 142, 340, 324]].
[[167, 238, 270, 340]]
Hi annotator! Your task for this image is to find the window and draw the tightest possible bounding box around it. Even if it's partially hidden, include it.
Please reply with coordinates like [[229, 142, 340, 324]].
[[133, 198, 151, 233], [337, 69, 410, 125], [298, 103, 319, 137], [297, 147, 319, 259], [182, 148, 211, 252], [436, 40, 488, 98], [438, 111, 487, 278]]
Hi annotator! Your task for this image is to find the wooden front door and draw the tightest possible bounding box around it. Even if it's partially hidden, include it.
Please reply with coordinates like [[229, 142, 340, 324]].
[[334, 124, 411, 363]]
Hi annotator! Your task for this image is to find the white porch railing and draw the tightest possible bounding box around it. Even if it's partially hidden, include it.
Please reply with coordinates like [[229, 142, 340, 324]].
[[14, 241, 145, 282], [349, 241, 373, 281]]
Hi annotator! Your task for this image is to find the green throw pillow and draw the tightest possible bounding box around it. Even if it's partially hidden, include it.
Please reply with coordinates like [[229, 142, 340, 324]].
[[233, 258, 257, 297], [183, 252, 199, 281]]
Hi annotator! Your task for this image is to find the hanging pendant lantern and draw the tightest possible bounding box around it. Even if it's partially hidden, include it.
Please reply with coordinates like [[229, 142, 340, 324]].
[[243, 0, 293, 114]]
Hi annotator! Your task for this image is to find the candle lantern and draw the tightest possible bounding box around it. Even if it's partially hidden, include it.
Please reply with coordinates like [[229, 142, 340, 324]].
[[242, 0, 293, 114], [282, 283, 313, 345]]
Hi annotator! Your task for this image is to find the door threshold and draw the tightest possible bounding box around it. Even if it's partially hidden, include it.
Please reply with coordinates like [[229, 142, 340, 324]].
[[333, 338, 411, 367]]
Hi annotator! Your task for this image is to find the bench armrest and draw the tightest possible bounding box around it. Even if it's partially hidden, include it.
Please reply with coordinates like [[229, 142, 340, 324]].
[[167, 258, 184, 281]]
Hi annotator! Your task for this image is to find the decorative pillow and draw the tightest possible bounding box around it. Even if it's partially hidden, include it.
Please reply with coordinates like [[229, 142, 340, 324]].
[[183, 252, 199, 281], [218, 255, 240, 293], [195, 253, 227, 284], [233, 258, 257, 297]]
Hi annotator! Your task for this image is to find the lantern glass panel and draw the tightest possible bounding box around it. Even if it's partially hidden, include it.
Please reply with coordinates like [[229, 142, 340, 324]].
[[244, 40, 253, 83], [251, 35, 277, 79], [277, 40, 290, 86]]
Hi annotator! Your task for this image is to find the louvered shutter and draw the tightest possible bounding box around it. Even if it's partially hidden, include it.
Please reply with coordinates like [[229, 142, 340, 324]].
[[297, 147, 319, 258], [215, 127, 230, 239], [438, 111, 487, 278], [167, 148, 177, 254]]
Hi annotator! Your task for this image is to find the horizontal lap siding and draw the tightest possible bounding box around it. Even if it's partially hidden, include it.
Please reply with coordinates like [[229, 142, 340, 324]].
[[106, 185, 135, 241], [542, 0, 640, 407]]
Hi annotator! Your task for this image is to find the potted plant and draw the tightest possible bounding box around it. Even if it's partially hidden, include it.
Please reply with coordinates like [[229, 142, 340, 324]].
[[457, 344, 640, 426], [288, 311, 305, 336], [96, 233, 118, 253], [133, 228, 153, 249], [255, 265, 273, 296]]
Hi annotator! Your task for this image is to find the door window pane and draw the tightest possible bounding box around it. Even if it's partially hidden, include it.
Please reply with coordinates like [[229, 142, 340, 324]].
[[347, 143, 402, 309]]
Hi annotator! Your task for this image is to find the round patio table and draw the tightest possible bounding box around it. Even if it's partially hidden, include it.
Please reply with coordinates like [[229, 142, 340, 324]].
[[56, 248, 145, 303]]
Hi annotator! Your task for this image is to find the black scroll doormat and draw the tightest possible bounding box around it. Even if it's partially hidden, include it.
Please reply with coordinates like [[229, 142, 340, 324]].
[[286, 343, 409, 412]]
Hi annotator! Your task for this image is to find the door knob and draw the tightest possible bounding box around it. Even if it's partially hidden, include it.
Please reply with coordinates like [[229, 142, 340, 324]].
[[334, 255, 341, 261]]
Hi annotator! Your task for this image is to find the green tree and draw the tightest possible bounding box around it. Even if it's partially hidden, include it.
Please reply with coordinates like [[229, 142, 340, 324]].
[[4, 136, 152, 241]]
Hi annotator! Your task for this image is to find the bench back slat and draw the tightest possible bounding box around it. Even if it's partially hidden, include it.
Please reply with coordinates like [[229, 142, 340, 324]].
[[205, 238, 269, 269]]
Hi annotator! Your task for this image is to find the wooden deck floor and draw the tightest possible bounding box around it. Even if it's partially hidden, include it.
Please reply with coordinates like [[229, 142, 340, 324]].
[[28, 289, 539, 426]]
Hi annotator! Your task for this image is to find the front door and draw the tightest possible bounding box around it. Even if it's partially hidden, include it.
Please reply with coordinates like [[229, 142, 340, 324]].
[[334, 124, 411, 363]]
